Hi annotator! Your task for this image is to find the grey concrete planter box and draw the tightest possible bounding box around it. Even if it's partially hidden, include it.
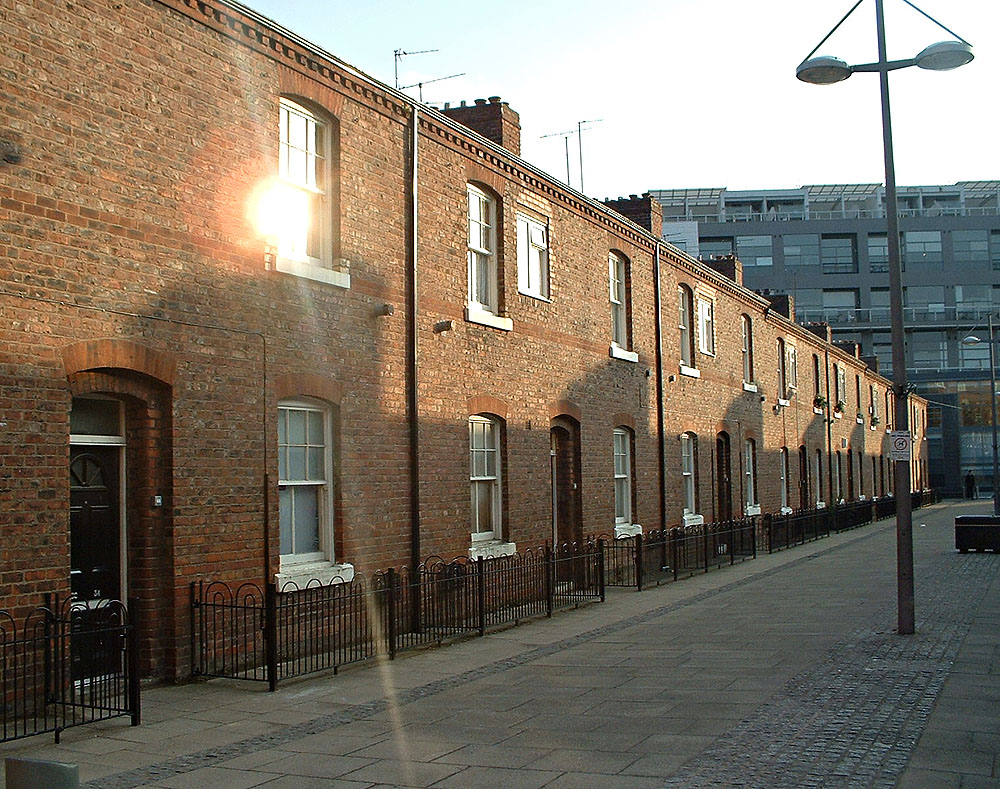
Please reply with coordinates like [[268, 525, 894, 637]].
[[955, 515, 1000, 553]]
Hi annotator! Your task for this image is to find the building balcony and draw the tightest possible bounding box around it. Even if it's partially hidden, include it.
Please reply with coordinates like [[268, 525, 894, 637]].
[[663, 205, 1000, 224], [796, 305, 997, 329]]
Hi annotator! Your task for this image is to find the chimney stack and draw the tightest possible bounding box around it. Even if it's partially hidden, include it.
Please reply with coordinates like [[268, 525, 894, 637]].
[[441, 96, 521, 156], [603, 193, 663, 235]]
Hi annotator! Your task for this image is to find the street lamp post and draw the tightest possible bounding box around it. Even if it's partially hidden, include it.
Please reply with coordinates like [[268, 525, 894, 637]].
[[962, 314, 1000, 516], [796, 0, 973, 636]]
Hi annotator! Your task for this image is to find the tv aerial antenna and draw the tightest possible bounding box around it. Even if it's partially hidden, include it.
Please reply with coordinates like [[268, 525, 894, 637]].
[[394, 48, 438, 89], [401, 73, 466, 103]]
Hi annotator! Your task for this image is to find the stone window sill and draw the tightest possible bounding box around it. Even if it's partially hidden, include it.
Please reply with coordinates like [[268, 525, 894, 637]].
[[614, 523, 642, 538], [610, 344, 639, 363], [275, 258, 351, 289], [465, 306, 513, 332], [469, 540, 516, 559], [275, 561, 355, 590]]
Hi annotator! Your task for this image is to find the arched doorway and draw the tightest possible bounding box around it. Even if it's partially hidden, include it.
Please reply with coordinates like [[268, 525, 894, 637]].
[[70, 398, 125, 607], [716, 432, 732, 521], [550, 417, 582, 546], [798, 446, 810, 509]]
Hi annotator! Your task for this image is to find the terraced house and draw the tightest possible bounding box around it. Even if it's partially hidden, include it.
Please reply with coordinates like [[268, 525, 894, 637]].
[[0, 0, 928, 682]]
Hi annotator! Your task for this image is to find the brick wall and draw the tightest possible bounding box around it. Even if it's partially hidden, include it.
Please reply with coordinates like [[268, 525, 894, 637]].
[[0, 0, 927, 679]]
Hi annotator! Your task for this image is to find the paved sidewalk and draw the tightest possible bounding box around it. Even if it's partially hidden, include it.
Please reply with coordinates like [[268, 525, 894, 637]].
[[2, 500, 997, 788]]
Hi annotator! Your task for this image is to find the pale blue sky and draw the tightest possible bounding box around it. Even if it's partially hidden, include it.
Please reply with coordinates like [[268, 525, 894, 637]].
[[242, 0, 995, 200]]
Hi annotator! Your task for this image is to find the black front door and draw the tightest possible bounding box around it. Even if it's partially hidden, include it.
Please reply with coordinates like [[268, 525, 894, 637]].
[[70, 446, 122, 679], [550, 424, 581, 546], [70, 447, 121, 603], [716, 433, 732, 521]]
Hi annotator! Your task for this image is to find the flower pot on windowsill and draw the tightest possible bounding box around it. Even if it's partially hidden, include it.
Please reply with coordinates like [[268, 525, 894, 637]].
[[813, 396, 828, 410]]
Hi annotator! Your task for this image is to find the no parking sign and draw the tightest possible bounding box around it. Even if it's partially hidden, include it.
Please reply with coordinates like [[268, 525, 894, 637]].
[[890, 430, 912, 461]]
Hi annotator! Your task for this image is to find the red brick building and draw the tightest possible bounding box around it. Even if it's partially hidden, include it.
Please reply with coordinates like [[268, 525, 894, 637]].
[[0, 0, 928, 679]]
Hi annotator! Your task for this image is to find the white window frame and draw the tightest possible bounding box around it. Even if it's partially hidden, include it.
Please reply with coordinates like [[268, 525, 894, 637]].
[[777, 339, 788, 401], [470, 415, 502, 543], [277, 98, 334, 276], [679, 286, 695, 370], [697, 297, 715, 356], [780, 447, 791, 513], [681, 432, 697, 516], [278, 399, 334, 570], [741, 314, 753, 384], [610, 253, 628, 348], [467, 184, 498, 315], [517, 213, 549, 300], [787, 345, 798, 391], [613, 428, 633, 527], [815, 448, 825, 507], [835, 451, 843, 502], [744, 438, 758, 513]]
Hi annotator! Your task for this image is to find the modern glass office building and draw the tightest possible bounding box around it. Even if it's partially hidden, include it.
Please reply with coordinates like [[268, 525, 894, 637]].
[[653, 182, 1000, 497]]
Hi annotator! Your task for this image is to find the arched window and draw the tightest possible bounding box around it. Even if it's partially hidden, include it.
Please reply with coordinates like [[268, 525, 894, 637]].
[[609, 252, 632, 353], [858, 450, 865, 497], [277, 98, 333, 270], [780, 447, 790, 511], [741, 314, 754, 385], [777, 338, 788, 400], [745, 438, 758, 512], [681, 432, 698, 516], [470, 414, 503, 541], [278, 398, 335, 568], [613, 427, 634, 529], [678, 285, 695, 367], [467, 184, 498, 314], [816, 448, 824, 506]]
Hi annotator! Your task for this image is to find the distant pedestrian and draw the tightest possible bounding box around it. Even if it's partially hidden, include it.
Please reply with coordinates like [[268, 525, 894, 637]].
[[965, 470, 976, 499]]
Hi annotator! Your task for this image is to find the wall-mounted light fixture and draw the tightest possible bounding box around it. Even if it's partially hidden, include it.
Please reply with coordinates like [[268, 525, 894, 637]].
[[433, 319, 455, 333], [379, 303, 395, 317]]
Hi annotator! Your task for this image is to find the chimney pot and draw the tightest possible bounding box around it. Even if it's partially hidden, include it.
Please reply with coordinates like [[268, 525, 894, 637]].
[[488, 95, 501, 104], [474, 98, 487, 106]]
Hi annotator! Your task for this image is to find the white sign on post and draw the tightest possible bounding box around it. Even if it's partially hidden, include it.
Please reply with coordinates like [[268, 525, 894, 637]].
[[890, 430, 912, 461]]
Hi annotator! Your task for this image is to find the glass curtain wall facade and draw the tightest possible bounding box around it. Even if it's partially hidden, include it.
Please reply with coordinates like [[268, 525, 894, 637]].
[[654, 181, 1000, 497]]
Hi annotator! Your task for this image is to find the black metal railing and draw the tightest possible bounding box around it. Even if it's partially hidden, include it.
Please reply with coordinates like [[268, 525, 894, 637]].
[[875, 495, 897, 520], [191, 540, 604, 688], [1, 596, 140, 744], [762, 495, 916, 553], [764, 507, 830, 552], [604, 518, 756, 590]]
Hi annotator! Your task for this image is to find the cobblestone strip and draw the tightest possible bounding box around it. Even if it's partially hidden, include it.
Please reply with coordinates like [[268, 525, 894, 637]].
[[83, 526, 891, 788], [662, 552, 998, 788]]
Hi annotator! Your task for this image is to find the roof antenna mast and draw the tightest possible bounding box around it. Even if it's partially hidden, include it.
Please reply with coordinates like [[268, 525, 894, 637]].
[[394, 48, 439, 89]]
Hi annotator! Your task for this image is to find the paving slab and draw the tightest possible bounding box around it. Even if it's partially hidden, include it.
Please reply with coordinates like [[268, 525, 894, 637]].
[[2, 500, 997, 789]]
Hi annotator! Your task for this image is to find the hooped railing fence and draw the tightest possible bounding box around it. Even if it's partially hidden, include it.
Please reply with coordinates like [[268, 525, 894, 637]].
[[603, 518, 757, 589], [190, 540, 604, 690], [604, 491, 937, 589], [0, 596, 140, 744], [763, 490, 936, 554]]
